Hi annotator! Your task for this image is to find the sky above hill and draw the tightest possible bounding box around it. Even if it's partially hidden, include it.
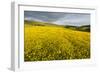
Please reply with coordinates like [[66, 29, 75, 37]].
[[24, 11, 90, 26]]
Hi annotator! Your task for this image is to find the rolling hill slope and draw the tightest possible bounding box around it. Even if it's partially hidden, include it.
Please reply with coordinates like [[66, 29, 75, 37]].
[[24, 23, 90, 61]]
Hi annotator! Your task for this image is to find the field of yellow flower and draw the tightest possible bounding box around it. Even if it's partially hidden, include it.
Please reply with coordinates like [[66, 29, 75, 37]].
[[24, 25, 90, 61]]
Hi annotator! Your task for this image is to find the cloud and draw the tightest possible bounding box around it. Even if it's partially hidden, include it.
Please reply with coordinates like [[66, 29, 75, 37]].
[[53, 14, 90, 26], [24, 17, 43, 22], [24, 11, 66, 22], [24, 11, 90, 26]]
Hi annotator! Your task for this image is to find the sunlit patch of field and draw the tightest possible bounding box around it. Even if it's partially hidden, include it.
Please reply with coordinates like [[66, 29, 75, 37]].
[[24, 25, 90, 61]]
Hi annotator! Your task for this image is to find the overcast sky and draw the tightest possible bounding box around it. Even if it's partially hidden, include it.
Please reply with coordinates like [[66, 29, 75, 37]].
[[24, 11, 90, 26]]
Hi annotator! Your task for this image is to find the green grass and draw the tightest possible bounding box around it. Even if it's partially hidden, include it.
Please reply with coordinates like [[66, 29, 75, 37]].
[[24, 22, 90, 61]]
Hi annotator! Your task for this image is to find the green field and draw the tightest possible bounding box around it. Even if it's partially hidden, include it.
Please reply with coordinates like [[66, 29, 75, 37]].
[[24, 21, 90, 61]]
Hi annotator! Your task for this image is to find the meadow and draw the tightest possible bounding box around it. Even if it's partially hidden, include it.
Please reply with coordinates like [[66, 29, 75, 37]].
[[24, 21, 90, 61]]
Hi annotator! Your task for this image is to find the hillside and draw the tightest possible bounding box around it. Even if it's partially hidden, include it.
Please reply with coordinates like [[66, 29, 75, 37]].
[[24, 23, 90, 61]]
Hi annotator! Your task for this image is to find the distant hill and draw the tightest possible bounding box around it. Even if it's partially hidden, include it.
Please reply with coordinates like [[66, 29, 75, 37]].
[[24, 20, 90, 32], [24, 20, 61, 27], [78, 25, 90, 32], [64, 25, 90, 32]]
